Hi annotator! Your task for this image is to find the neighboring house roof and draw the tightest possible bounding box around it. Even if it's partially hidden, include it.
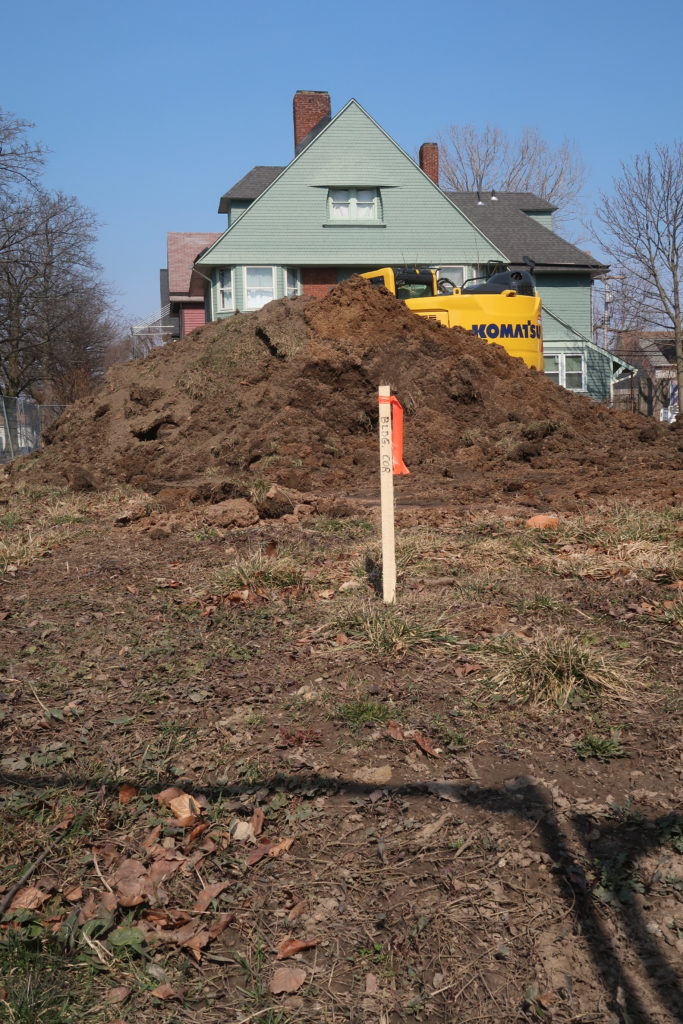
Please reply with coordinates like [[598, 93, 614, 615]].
[[446, 192, 608, 275], [218, 167, 284, 213], [614, 332, 677, 373], [167, 232, 221, 300]]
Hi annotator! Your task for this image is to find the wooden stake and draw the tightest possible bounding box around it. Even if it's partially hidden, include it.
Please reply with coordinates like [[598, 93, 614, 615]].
[[378, 385, 397, 603]]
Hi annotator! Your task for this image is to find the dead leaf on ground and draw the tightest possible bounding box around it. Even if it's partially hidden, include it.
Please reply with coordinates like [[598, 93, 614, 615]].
[[270, 966, 306, 994], [454, 662, 483, 677], [268, 837, 295, 858], [287, 900, 307, 923], [411, 731, 440, 758], [9, 886, 51, 911], [155, 787, 185, 807], [150, 983, 184, 1001], [193, 880, 230, 913], [251, 807, 265, 836], [168, 792, 202, 822], [106, 986, 131, 1005], [276, 935, 320, 959], [385, 720, 405, 741], [110, 858, 151, 907], [118, 784, 138, 804]]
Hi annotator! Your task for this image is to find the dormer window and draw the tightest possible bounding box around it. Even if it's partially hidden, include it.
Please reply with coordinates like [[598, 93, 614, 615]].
[[328, 188, 379, 221]]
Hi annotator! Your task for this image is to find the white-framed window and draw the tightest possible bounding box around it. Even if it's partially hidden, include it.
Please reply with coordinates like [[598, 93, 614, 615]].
[[328, 188, 379, 221], [285, 268, 301, 298], [544, 353, 585, 390], [244, 266, 275, 310], [217, 268, 234, 311], [435, 266, 466, 290]]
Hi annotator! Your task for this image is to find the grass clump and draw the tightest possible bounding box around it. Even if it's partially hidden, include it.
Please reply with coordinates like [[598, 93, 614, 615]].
[[333, 603, 457, 654], [214, 546, 305, 593], [485, 629, 631, 708], [335, 697, 393, 729], [574, 729, 625, 762], [0, 934, 93, 1022]]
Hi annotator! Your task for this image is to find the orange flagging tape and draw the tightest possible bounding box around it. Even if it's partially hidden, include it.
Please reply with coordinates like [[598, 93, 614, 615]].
[[378, 395, 410, 475]]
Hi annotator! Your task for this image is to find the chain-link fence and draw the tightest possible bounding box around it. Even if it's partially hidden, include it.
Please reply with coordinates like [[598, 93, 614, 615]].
[[0, 396, 64, 464]]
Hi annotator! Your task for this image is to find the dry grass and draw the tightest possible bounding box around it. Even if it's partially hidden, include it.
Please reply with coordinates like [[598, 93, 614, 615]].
[[484, 629, 634, 708], [331, 601, 458, 654], [213, 545, 307, 593], [0, 486, 137, 574]]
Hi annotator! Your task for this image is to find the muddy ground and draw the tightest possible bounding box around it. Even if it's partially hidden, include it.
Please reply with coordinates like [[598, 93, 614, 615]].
[[1, 282, 682, 1023], [0, 491, 681, 1023]]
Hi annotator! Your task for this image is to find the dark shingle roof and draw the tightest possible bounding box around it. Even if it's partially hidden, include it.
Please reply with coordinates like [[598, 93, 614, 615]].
[[446, 191, 607, 274], [218, 166, 284, 213]]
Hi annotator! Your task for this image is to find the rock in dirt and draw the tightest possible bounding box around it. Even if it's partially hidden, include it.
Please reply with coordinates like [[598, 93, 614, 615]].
[[203, 498, 259, 529]]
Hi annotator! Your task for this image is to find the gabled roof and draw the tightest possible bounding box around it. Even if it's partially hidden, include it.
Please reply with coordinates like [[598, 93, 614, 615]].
[[446, 191, 608, 275], [218, 167, 284, 213], [198, 99, 505, 269], [167, 232, 221, 299], [615, 332, 676, 371]]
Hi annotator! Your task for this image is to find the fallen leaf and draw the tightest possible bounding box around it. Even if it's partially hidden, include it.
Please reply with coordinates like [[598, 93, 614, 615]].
[[106, 986, 131, 1005], [268, 837, 295, 858], [251, 807, 265, 836], [270, 966, 306, 994], [155, 787, 185, 807], [168, 793, 202, 821], [277, 935, 320, 960], [118, 784, 138, 804], [385, 720, 405, 741], [366, 972, 379, 995], [231, 819, 256, 843], [193, 880, 230, 913], [110, 858, 150, 907], [63, 885, 83, 902], [10, 886, 50, 911], [287, 900, 308, 923], [454, 662, 483, 677], [150, 983, 184, 1001], [412, 731, 439, 758]]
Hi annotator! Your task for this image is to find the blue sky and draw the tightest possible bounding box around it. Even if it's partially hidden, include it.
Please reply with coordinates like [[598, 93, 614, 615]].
[[2, 0, 681, 321]]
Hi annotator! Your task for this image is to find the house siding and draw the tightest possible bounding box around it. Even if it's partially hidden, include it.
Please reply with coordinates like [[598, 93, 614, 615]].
[[536, 273, 593, 345], [543, 339, 614, 403], [181, 305, 207, 334], [199, 102, 505, 270]]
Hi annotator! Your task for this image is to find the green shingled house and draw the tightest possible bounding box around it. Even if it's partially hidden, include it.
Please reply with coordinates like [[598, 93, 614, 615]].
[[184, 90, 633, 403]]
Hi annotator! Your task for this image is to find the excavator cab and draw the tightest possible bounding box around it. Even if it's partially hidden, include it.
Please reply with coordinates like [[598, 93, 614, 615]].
[[461, 263, 536, 297]]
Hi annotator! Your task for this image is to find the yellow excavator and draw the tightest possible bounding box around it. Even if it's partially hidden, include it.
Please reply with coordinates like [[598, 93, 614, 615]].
[[360, 264, 543, 371]]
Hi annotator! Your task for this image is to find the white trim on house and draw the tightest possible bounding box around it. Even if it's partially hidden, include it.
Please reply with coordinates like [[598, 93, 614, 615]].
[[544, 352, 586, 391], [217, 268, 235, 311]]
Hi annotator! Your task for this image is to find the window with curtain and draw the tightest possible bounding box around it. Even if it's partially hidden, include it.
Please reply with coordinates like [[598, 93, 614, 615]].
[[285, 268, 301, 298], [328, 188, 379, 221], [217, 269, 234, 311], [244, 267, 275, 310]]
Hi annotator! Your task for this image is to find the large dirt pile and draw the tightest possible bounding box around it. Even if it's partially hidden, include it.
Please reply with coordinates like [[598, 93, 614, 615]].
[[12, 277, 683, 510]]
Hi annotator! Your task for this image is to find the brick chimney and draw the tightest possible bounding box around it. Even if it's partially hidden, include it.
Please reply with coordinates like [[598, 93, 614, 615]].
[[419, 142, 439, 185], [293, 90, 331, 154]]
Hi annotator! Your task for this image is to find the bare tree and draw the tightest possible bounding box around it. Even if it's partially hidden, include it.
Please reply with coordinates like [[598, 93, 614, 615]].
[[0, 189, 109, 400], [437, 124, 587, 225], [594, 143, 683, 409], [0, 108, 45, 197]]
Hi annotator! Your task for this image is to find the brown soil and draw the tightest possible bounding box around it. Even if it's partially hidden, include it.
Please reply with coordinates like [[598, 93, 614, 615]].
[[13, 276, 683, 511]]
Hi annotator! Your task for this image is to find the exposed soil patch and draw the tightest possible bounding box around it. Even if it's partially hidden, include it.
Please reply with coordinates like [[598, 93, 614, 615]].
[[12, 276, 682, 511]]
